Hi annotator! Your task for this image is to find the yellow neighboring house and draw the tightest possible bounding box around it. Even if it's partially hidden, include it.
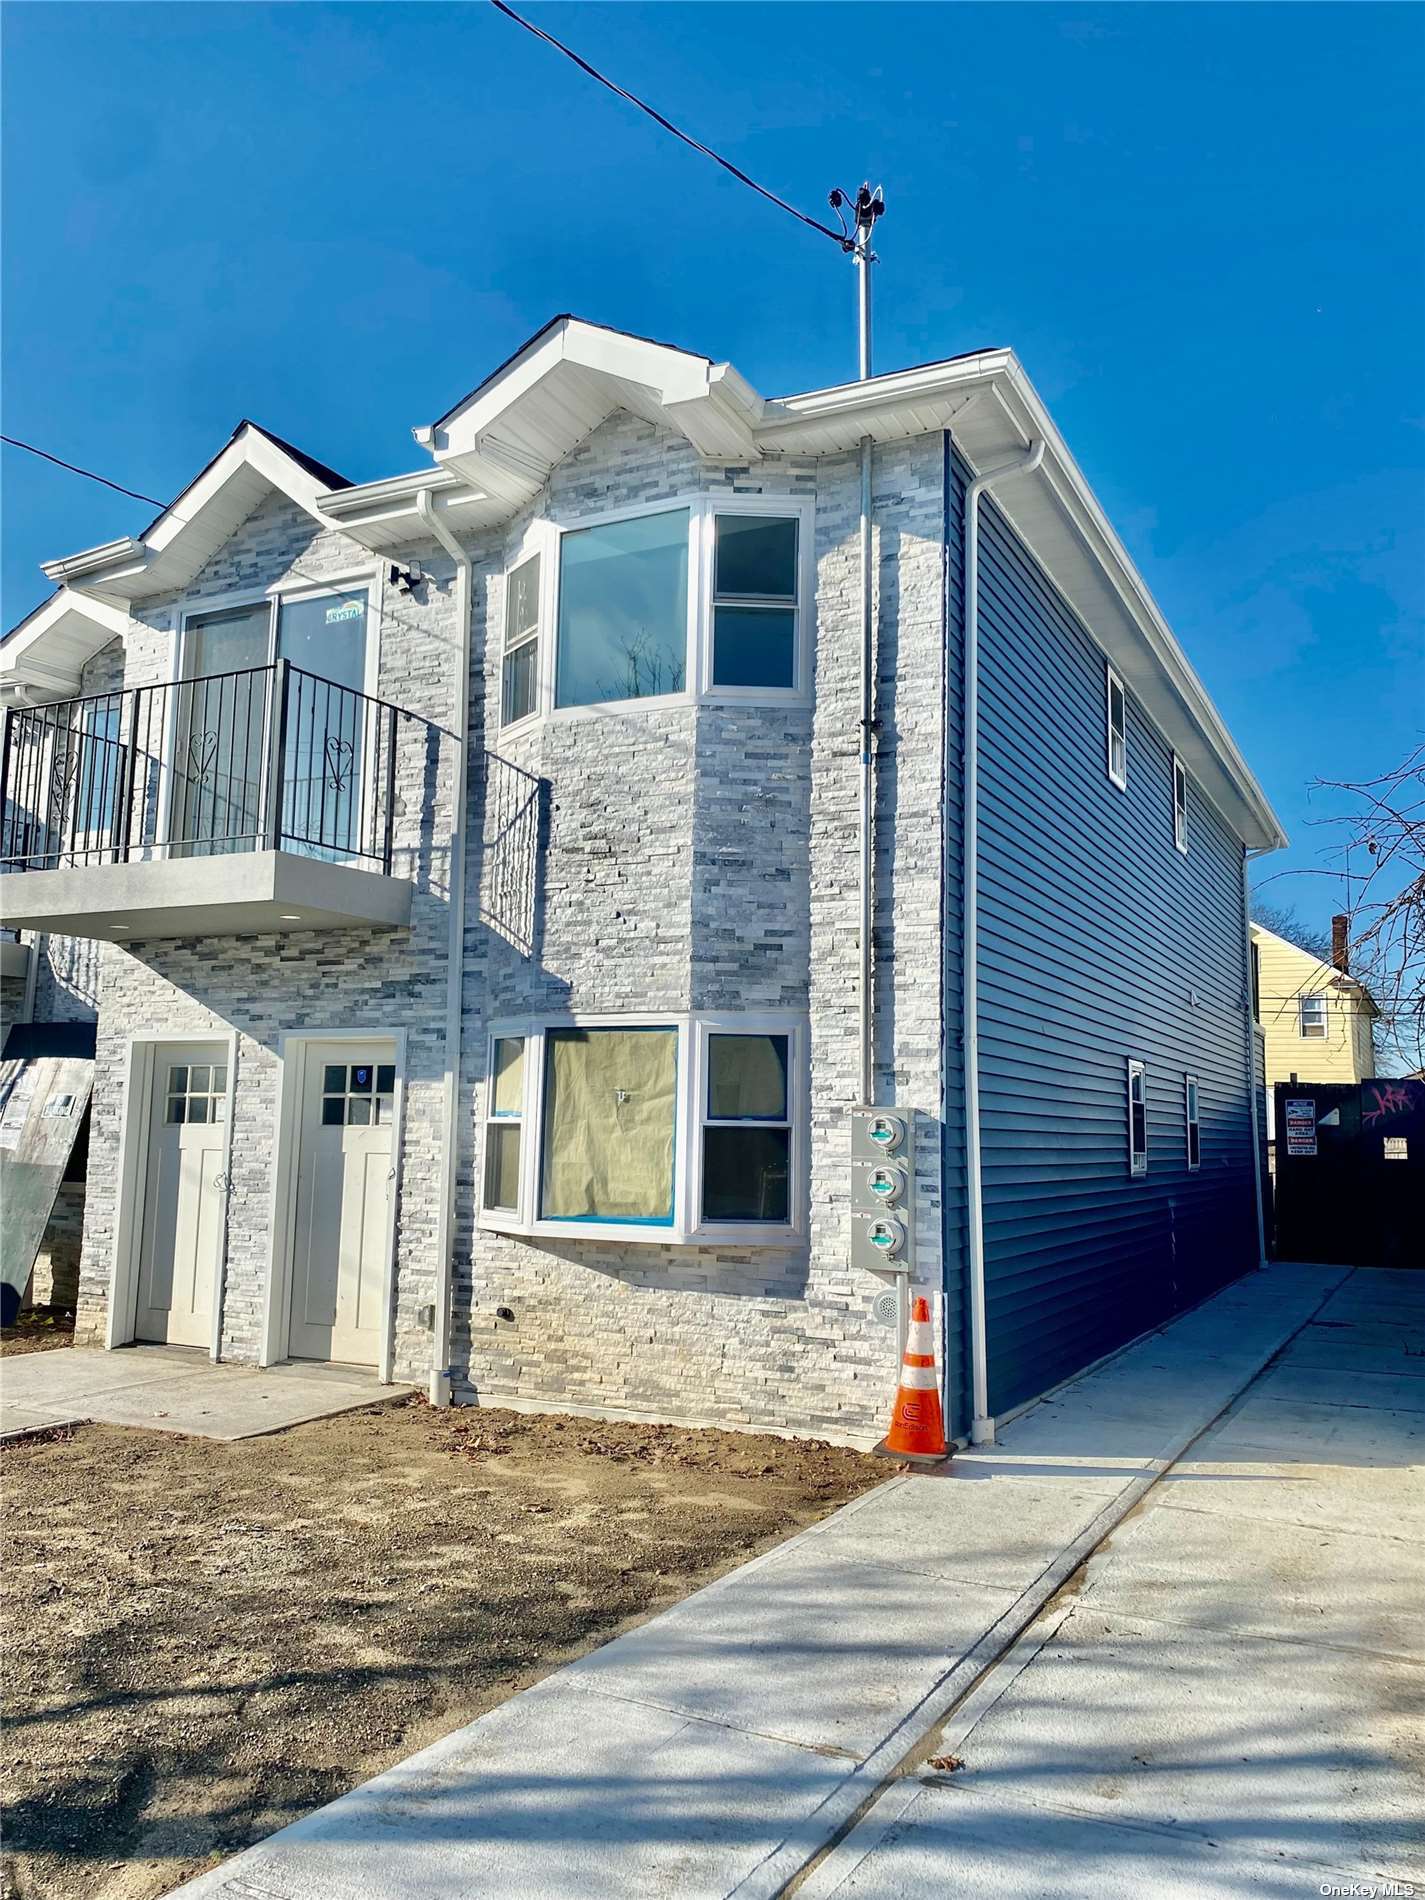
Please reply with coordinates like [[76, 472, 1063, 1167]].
[[1251, 920, 1378, 1103]]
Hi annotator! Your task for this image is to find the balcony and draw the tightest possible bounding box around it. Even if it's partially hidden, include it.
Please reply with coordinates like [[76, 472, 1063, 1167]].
[[0, 663, 424, 941]]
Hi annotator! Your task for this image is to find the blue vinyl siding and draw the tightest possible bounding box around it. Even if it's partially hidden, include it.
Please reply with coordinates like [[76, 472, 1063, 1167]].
[[948, 442, 1256, 1420]]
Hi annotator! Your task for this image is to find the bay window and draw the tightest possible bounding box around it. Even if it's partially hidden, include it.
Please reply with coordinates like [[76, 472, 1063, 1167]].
[[480, 1014, 805, 1243], [498, 497, 810, 723]]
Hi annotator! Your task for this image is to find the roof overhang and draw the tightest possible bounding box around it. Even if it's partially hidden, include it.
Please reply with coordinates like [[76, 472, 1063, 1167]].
[[0, 588, 131, 703], [317, 467, 496, 551], [758, 352, 1286, 851], [37, 423, 348, 607], [416, 316, 765, 514]]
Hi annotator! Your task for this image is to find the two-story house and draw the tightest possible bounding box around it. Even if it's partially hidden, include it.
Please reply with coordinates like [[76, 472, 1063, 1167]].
[[1251, 917, 1377, 1147], [0, 317, 1286, 1446]]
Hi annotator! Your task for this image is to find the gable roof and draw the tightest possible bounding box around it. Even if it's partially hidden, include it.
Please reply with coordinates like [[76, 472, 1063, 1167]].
[[1250, 923, 1380, 1015], [34, 421, 352, 609]]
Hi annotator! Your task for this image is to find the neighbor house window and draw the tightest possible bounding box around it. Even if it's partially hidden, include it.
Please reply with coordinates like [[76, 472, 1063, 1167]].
[[1127, 1059, 1148, 1176], [1185, 1074, 1201, 1170], [501, 555, 540, 728], [482, 1037, 525, 1211], [1299, 994, 1328, 1040], [1106, 665, 1127, 789], [555, 509, 689, 710], [701, 1032, 791, 1222], [540, 1026, 678, 1224], [1172, 755, 1189, 853], [711, 514, 799, 690], [480, 1015, 805, 1242]]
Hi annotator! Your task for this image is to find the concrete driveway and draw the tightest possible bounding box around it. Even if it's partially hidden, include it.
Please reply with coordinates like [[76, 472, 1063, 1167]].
[[166, 1259, 1425, 1900], [0, 1343, 409, 1441], [801, 1265, 1425, 1898]]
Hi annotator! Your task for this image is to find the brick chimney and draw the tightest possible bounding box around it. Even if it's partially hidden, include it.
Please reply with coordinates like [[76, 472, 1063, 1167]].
[[1331, 913, 1350, 974]]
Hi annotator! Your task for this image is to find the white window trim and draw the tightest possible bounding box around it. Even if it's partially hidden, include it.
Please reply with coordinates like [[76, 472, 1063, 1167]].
[[495, 494, 815, 736], [1172, 753, 1189, 854], [477, 1010, 808, 1247], [1127, 1057, 1148, 1177], [1106, 662, 1128, 791], [1184, 1073, 1200, 1172], [1299, 993, 1329, 1040]]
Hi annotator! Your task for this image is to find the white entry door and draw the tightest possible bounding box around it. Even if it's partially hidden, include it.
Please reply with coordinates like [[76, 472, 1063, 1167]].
[[287, 1044, 395, 1367], [134, 1044, 228, 1347]]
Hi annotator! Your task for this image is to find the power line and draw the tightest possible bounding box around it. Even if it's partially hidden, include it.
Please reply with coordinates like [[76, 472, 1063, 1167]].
[[1, 434, 167, 509], [487, 0, 855, 253]]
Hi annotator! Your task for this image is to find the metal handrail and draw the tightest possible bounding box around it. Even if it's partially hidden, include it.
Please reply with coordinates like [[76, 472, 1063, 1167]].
[[0, 662, 416, 875]]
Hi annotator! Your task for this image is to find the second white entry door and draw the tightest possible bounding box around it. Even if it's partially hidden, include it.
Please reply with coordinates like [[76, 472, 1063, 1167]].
[[134, 1044, 228, 1348], [287, 1043, 395, 1367]]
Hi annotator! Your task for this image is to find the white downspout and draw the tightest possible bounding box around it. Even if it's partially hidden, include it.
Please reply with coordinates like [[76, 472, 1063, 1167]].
[[416, 489, 472, 1407], [1243, 846, 1272, 1270], [962, 438, 1044, 1446]]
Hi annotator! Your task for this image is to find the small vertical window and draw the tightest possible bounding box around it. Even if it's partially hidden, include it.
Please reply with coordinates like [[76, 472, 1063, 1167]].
[[711, 514, 799, 690], [701, 1032, 792, 1223], [1299, 995, 1328, 1040], [1185, 1075, 1201, 1171], [483, 1037, 525, 1211], [1106, 665, 1127, 789], [1172, 756, 1189, 853], [501, 554, 540, 728], [1127, 1059, 1148, 1176]]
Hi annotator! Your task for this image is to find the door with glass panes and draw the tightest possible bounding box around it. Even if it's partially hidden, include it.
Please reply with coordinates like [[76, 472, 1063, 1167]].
[[172, 589, 370, 857], [287, 1044, 395, 1367], [133, 1044, 228, 1347]]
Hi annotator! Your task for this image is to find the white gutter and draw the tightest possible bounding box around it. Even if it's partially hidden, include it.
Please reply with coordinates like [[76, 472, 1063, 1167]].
[[961, 437, 1045, 1446], [415, 489, 473, 1407]]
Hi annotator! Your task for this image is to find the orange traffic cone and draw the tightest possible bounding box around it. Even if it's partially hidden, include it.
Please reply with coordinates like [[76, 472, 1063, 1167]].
[[880, 1294, 949, 1464]]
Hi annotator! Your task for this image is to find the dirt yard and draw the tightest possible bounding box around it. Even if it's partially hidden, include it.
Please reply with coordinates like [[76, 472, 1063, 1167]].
[[0, 1307, 75, 1357], [1, 1398, 886, 1900]]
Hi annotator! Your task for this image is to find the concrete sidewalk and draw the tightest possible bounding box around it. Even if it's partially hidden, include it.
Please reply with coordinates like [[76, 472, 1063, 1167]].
[[0, 1344, 408, 1442], [171, 1261, 1359, 1900], [799, 1264, 1425, 1897]]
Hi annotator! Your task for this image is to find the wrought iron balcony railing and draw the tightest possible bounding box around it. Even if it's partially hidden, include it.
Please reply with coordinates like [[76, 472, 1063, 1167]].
[[1, 662, 408, 875]]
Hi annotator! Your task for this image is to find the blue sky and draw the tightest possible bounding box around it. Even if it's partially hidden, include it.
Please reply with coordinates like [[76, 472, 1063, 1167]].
[[3, 2, 1421, 929]]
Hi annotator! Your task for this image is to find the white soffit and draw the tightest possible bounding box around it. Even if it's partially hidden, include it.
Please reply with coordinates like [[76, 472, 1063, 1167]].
[[37, 425, 347, 606], [0, 588, 131, 699], [318, 469, 498, 551], [423, 316, 764, 507]]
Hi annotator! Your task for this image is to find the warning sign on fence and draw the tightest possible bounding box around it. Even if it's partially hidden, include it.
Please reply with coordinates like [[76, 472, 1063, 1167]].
[[1284, 1097, 1317, 1158]]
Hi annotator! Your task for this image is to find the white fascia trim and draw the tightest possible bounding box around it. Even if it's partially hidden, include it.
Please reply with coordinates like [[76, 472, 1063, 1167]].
[[428, 317, 763, 467], [40, 426, 345, 595], [995, 363, 1285, 851], [760, 348, 1014, 429], [319, 467, 488, 523], [0, 588, 131, 696]]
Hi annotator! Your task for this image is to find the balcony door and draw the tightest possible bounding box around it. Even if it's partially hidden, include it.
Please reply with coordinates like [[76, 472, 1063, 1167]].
[[172, 588, 370, 858]]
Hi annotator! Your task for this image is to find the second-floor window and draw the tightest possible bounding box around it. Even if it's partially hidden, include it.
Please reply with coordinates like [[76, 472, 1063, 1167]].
[[500, 498, 810, 727], [1106, 664, 1127, 790], [1299, 994, 1328, 1039], [501, 555, 540, 727], [711, 514, 799, 690], [556, 509, 690, 711], [1172, 755, 1189, 853]]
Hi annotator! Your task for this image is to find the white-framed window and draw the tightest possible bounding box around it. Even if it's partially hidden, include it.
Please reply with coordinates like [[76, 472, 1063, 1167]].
[[482, 1036, 525, 1210], [1127, 1058, 1148, 1176], [1106, 664, 1128, 790], [500, 554, 541, 729], [1299, 994, 1328, 1040], [1172, 754, 1189, 853], [478, 1012, 807, 1246], [1184, 1074, 1200, 1171], [495, 496, 813, 728]]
